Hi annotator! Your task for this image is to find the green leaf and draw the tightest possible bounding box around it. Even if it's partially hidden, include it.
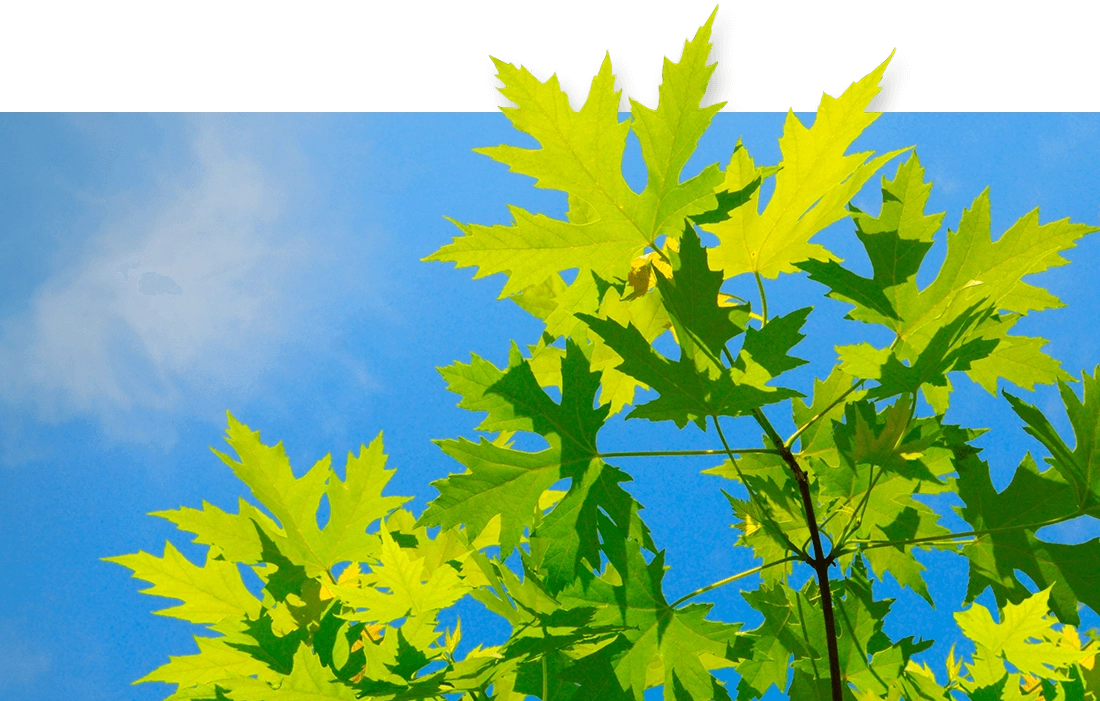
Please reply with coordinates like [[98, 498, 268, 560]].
[[1004, 367, 1100, 509], [791, 366, 864, 459], [737, 562, 938, 701], [487, 339, 608, 476], [426, 340, 652, 592], [533, 461, 650, 593], [328, 527, 469, 624], [582, 311, 803, 428], [797, 257, 899, 320], [955, 436, 1100, 625], [421, 438, 560, 554], [580, 236, 806, 430], [735, 582, 813, 699], [965, 314, 1069, 394], [227, 610, 310, 675], [438, 353, 532, 434], [320, 434, 410, 565], [511, 273, 568, 321], [804, 152, 1096, 401], [795, 151, 940, 321], [820, 400, 956, 602], [151, 498, 278, 565], [867, 301, 999, 401], [706, 452, 807, 583], [559, 541, 743, 701], [655, 225, 747, 366], [426, 13, 724, 297], [221, 643, 359, 700], [740, 307, 811, 378], [687, 171, 763, 226]]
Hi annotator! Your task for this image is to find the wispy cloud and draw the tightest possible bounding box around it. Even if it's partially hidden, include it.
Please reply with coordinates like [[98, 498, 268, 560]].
[[0, 617, 51, 691], [0, 119, 346, 454]]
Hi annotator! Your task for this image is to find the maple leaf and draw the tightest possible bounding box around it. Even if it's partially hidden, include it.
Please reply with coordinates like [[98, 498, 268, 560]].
[[581, 227, 807, 428], [209, 416, 409, 574], [420, 437, 560, 555], [532, 459, 651, 593], [702, 55, 907, 280], [656, 224, 749, 366], [558, 541, 743, 701], [956, 587, 1093, 688], [421, 340, 603, 547], [706, 452, 807, 583], [734, 582, 813, 698], [424, 340, 652, 591], [437, 351, 535, 434], [218, 643, 359, 700], [954, 432, 1100, 625], [735, 561, 931, 701], [953, 370, 1100, 625], [816, 399, 957, 602], [511, 269, 673, 415], [426, 12, 724, 298], [806, 152, 1096, 407], [428, 14, 741, 422], [104, 543, 261, 625], [1004, 367, 1100, 510], [135, 635, 280, 689], [328, 527, 469, 624], [790, 367, 865, 462], [151, 498, 279, 565]]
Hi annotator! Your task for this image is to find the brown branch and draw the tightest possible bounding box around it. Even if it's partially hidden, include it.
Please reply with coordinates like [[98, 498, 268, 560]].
[[752, 407, 843, 701]]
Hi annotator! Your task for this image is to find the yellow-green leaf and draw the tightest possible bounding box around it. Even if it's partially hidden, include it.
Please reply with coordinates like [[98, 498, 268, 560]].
[[705, 55, 906, 279], [136, 635, 279, 688], [105, 542, 260, 625]]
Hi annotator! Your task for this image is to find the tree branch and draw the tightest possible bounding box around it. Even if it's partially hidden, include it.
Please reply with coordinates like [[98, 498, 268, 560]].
[[752, 406, 844, 701], [712, 416, 809, 562]]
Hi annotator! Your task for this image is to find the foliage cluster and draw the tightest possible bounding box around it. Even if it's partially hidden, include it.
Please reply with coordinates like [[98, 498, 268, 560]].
[[110, 11, 1100, 701]]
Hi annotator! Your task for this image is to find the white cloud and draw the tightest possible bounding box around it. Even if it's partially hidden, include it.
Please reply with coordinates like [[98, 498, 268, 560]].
[[0, 119, 322, 449]]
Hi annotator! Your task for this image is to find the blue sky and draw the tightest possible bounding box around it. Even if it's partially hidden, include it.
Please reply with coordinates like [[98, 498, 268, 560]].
[[1, 111, 1099, 700]]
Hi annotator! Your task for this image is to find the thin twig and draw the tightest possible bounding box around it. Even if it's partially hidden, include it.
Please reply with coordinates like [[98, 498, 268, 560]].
[[849, 509, 1085, 551], [670, 556, 799, 607], [835, 394, 915, 550], [785, 379, 866, 450], [597, 448, 780, 459], [713, 416, 808, 561]]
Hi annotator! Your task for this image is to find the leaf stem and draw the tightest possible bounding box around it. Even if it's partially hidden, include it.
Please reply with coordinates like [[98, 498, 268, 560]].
[[670, 556, 799, 607], [597, 448, 780, 459], [835, 394, 915, 550], [836, 463, 887, 549], [542, 653, 549, 701], [754, 270, 769, 325], [751, 407, 843, 701], [712, 416, 808, 561], [848, 509, 1085, 552]]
